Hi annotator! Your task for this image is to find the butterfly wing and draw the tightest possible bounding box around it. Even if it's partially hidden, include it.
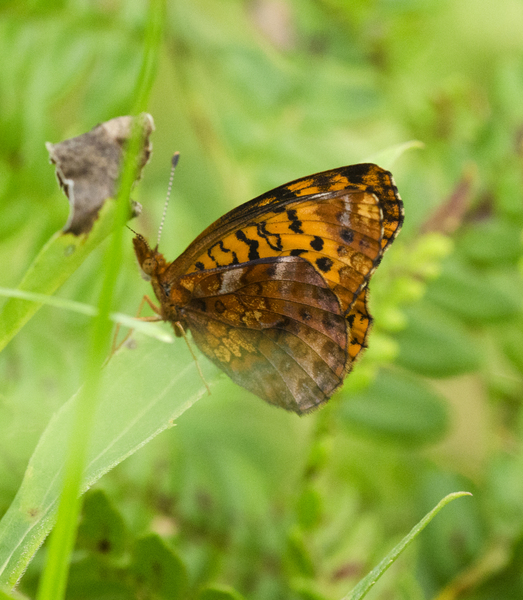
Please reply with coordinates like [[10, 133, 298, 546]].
[[177, 256, 351, 413], [138, 163, 403, 413], [167, 163, 403, 317], [177, 163, 402, 259]]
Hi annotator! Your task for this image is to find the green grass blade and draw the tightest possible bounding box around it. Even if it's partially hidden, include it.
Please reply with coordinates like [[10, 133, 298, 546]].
[[0, 288, 174, 343], [0, 201, 120, 353], [0, 586, 27, 600], [365, 140, 425, 171], [343, 491, 472, 600]]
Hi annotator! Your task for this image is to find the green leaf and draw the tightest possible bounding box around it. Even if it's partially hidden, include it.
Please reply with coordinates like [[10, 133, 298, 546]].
[[286, 527, 315, 578], [296, 487, 323, 531], [36, 115, 156, 600], [340, 369, 449, 446], [458, 219, 522, 267], [0, 586, 28, 600], [0, 201, 119, 353], [131, 534, 188, 600], [76, 490, 126, 557], [0, 333, 219, 588], [342, 492, 472, 600], [425, 259, 521, 323], [65, 555, 132, 600], [293, 589, 330, 600], [395, 302, 481, 377], [290, 581, 330, 600], [501, 322, 523, 374], [197, 586, 246, 600]]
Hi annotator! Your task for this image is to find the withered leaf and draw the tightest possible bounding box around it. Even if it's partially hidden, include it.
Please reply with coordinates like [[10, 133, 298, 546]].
[[46, 113, 154, 235]]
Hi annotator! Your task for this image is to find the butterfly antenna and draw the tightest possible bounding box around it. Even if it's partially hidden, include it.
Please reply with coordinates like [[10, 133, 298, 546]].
[[157, 152, 180, 247]]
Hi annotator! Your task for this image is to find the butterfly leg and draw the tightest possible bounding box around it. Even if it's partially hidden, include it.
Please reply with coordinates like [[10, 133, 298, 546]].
[[174, 321, 212, 396], [111, 294, 163, 355], [142, 294, 162, 316]]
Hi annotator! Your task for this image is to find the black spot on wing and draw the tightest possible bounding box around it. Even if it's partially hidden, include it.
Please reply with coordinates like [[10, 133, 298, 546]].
[[214, 300, 226, 314], [266, 264, 277, 277], [300, 308, 312, 321], [310, 236, 324, 251], [235, 230, 260, 260], [287, 209, 303, 234], [316, 257, 334, 273], [338, 163, 368, 186], [341, 228, 354, 244], [192, 298, 207, 312]]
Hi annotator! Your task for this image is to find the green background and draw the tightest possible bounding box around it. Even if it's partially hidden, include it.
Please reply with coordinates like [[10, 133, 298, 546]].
[[1, 0, 523, 598]]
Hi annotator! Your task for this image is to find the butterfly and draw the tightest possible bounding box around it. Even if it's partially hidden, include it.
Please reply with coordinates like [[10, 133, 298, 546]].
[[133, 163, 403, 415]]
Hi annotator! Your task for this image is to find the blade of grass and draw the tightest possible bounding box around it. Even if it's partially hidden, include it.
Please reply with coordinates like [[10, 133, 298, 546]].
[[343, 491, 472, 600], [0, 201, 122, 353], [365, 140, 424, 171], [0, 288, 174, 343], [34, 2, 165, 599], [0, 586, 27, 600]]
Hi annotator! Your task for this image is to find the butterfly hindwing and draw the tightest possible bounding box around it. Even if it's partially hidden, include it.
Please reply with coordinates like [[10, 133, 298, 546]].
[[178, 256, 350, 413]]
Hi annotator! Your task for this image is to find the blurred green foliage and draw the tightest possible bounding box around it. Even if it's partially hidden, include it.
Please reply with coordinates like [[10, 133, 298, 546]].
[[1, 0, 523, 598]]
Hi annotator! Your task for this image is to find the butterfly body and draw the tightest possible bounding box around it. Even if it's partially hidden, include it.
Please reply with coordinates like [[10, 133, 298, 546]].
[[133, 163, 403, 415]]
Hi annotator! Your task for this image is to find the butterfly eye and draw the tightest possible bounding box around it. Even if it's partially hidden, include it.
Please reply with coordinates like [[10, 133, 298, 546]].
[[141, 257, 156, 276]]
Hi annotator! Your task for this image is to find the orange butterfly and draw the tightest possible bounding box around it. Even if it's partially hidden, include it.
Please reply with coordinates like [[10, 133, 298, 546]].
[[133, 163, 403, 414]]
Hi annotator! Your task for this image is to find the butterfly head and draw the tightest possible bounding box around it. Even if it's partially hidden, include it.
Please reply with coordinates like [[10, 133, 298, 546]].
[[132, 233, 167, 280]]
